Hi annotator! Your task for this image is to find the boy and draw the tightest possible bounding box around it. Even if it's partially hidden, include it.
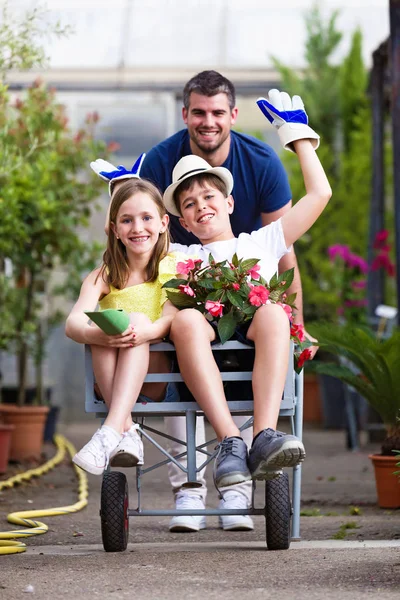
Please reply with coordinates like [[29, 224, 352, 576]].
[[164, 90, 330, 485]]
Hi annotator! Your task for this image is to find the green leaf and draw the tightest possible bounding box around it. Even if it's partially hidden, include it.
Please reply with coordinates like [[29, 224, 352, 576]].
[[197, 279, 221, 289], [231, 253, 239, 268], [220, 267, 237, 282], [166, 290, 197, 308], [278, 268, 294, 291], [240, 258, 260, 271], [285, 293, 297, 306], [227, 289, 245, 309], [162, 278, 187, 289], [217, 311, 239, 344]]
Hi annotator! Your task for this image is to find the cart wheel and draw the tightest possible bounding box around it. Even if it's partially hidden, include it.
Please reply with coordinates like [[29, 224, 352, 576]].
[[101, 471, 129, 552], [264, 472, 291, 550]]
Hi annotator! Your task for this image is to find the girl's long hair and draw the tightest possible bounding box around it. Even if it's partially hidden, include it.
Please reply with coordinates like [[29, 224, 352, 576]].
[[100, 179, 170, 289]]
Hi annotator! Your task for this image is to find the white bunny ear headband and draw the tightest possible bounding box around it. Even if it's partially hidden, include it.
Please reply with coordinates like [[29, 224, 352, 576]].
[[90, 153, 146, 196]]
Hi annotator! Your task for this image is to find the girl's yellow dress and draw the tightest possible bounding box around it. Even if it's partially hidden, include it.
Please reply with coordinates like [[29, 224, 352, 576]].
[[98, 252, 187, 322]]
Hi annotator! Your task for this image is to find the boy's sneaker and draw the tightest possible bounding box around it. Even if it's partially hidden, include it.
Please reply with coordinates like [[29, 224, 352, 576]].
[[73, 426, 121, 475], [169, 492, 206, 532], [214, 436, 251, 488], [248, 428, 306, 480], [218, 490, 254, 531], [110, 423, 144, 467]]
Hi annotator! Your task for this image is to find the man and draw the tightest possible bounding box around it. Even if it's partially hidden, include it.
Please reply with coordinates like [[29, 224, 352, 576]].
[[140, 70, 315, 532]]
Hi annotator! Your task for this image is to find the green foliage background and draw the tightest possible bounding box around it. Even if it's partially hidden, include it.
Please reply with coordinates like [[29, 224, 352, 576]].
[[270, 6, 393, 322]]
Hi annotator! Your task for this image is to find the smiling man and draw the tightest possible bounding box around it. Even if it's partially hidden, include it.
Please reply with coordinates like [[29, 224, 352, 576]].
[[140, 70, 312, 533]]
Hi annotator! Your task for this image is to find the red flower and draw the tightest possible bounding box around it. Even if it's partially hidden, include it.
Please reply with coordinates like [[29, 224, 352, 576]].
[[373, 230, 389, 248], [232, 283, 240, 291], [290, 323, 306, 342], [248, 285, 270, 306], [178, 284, 196, 297], [297, 349, 312, 369], [205, 300, 224, 317]]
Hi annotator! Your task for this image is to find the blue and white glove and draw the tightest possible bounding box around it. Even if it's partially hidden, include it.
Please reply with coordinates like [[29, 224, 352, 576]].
[[90, 152, 146, 196], [256, 90, 319, 153]]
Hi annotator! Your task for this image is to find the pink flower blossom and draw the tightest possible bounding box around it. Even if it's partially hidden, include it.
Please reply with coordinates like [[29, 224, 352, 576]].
[[248, 285, 270, 307], [232, 283, 240, 291], [277, 303, 293, 319], [290, 323, 306, 342], [297, 348, 312, 369], [178, 284, 196, 297], [351, 280, 366, 289], [328, 244, 350, 262], [247, 264, 261, 280], [347, 253, 369, 274], [176, 258, 201, 275], [205, 300, 224, 317]]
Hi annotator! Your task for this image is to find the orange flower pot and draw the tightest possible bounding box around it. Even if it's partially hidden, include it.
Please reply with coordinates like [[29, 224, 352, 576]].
[[0, 424, 15, 473], [0, 405, 49, 462], [369, 453, 400, 509]]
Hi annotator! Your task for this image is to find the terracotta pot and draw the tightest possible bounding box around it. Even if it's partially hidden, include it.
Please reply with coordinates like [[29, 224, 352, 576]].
[[303, 373, 323, 424], [369, 453, 400, 509], [0, 405, 49, 462], [0, 424, 15, 473]]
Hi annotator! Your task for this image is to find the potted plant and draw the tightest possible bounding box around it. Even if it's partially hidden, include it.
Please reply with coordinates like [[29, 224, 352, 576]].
[[0, 78, 110, 460], [307, 322, 400, 508]]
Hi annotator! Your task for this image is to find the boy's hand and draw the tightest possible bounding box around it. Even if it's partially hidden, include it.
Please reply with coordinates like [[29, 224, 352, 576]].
[[256, 90, 320, 153], [90, 153, 146, 196]]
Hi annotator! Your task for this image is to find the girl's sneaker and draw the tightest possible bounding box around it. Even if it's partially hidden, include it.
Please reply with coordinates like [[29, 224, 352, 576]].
[[73, 426, 121, 475], [110, 423, 144, 467]]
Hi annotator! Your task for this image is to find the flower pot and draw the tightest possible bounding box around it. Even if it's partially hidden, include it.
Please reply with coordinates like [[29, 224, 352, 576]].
[[0, 405, 49, 461], [303, 373, 323, 424], [43, 405, 60, 442], [369, 453, 400, 509], [0, 424, 15, 473]]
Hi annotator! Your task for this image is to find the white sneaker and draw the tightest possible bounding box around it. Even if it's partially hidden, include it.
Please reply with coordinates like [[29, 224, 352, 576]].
[[169, 492, 206, 532], [73, 426, 121, 475], [110, 423, 144, 467], [218, 490, 254, 531]]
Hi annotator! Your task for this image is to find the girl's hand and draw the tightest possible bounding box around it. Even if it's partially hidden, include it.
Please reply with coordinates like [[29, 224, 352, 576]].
[[87, 324, 136, 348], [129, 323, 156, 347]]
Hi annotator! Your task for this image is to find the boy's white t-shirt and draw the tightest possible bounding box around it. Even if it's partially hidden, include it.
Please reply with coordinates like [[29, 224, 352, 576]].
[[170, 218, 290, 283]]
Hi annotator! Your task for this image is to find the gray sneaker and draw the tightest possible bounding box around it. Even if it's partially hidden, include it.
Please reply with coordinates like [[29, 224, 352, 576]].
[[248, 428, 306, 480], [214, 437, 251, 488]]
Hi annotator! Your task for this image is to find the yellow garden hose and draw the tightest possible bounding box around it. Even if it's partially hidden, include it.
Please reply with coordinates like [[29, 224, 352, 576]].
[[0, 434, 88, 555]]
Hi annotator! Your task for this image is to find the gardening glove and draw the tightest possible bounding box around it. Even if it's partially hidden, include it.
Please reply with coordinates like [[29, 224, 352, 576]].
[[256, 90, 319, 153], [90, 153, 146, 196]]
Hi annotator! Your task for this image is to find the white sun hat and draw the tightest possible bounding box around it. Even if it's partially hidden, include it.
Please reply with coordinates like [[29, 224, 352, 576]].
[[163, 155, 234, 217]]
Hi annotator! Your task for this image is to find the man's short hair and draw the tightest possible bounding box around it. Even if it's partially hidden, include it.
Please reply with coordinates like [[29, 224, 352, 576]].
[[183, 70, 236, 111]]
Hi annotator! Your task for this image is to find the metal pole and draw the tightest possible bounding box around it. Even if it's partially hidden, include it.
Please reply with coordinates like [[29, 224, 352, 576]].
[[390, 0, 400, 326], [368, 45, 386, 316]]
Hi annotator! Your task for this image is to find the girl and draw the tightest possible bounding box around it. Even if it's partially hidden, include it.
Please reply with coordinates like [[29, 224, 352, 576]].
[[65, 178, 183, 475]]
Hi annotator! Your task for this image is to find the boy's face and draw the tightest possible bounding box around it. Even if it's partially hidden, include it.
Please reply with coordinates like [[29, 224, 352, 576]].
[[178, 180, 234, 243]]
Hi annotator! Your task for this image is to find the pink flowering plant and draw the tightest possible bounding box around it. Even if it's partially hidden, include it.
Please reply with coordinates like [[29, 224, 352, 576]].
[[328, 230, 396, 323], [163, 254, 313, 372]]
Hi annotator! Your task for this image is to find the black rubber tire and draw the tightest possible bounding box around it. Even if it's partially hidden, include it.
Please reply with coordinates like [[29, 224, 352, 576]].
[[264, 473, 291, 550], [101, 471, 129, 552]]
